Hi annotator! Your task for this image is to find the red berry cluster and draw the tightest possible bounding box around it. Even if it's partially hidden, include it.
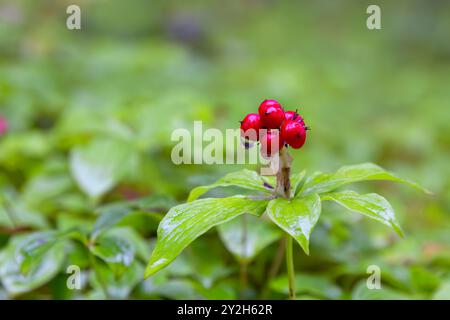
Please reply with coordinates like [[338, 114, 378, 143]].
[[240, 99, 308, 158]]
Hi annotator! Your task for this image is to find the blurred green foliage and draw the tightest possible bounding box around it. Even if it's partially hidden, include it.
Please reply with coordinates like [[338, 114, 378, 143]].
[[0, 0, 449, 299]]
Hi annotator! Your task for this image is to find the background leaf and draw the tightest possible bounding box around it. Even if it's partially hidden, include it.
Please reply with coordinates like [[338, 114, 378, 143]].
[[89, 236, 135, 275], [70, 138, 138, 198], [351, 280, 415, 300], [433, 280, 450, 300], [0, 235, 66, 296], [218, 214, 282, 263], [92, 195, 174, 239], [91, 259, 143, 299], [270, 274, 342, 299]]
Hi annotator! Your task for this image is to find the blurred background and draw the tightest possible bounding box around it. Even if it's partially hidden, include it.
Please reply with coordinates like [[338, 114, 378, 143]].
[[0, 0, 449, 299]]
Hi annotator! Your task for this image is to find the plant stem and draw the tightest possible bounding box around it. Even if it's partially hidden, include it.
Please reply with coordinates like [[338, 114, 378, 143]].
[[275, 148, 296, 299], [276, 148, 292, 198], [261, 237, 286, 299], [285, 235, 296, 300], [239, 214, 248, 299]]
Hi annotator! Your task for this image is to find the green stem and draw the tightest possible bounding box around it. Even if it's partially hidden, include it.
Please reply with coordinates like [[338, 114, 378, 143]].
[[239, 214, 248, 299], [275, 148, 296, 299], [260, 237, 286, 299], [285, 235, 296, 300]]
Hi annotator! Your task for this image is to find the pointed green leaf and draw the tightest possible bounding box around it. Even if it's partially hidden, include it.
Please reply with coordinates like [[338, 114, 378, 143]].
[[70, 138, 138, 198], [266, 194, 321, 254], [91, 259, 143, 299], [300, 163, 429, 196], [18, 231, 61, 275], [321, 190, 404, 237], [270, 274, 342, 299], [90, 236, 135, 276], [217, 215, 282, 263], [263, 170, 305, 198], [291, 170, 306, 197], [16, 229, 82, 275], [92, 195, 174, 239], [145, 196, 268, 278], [187, 170, 273, 202], [0, 235, 66, 296]]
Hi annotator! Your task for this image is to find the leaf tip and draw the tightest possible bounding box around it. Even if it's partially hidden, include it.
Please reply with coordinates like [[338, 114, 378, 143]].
[[186, 194, 195, 203], [143, 268, 154, 279], [297, 240, 310, 255], [144, 258, 168, 279], [396, 228, 405, 239]]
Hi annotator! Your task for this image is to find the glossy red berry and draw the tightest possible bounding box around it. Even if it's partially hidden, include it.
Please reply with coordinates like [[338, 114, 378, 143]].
[[240, 113, 261, 141], [258, 100, 285, 129], [0, 117, 7, 136], [284, 110, 297, 121], [260, 129, 283, 158], [280, 120, 306, 149], [285, 110, 305, 127]]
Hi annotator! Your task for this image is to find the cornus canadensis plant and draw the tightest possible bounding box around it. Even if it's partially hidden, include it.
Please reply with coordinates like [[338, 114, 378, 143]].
[[145, 99, 429, 299]]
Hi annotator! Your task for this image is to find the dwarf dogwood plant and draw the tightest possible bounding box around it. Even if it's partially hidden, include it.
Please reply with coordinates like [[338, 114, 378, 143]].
[[145, 99, 428, 299]]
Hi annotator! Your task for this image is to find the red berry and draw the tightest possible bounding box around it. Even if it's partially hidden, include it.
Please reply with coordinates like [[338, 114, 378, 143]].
[[284, 110, 297, 121], [285, 110, 305, 127], [280, 120, 306, 149], [0, 117, 8, 135], [240, 113, 261, 141], [258, 99, 282, 112], [260, 129, 283, 158], [258, 99, 285, 129]]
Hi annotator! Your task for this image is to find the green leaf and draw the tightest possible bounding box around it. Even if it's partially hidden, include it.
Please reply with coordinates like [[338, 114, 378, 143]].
[[433, 281, 450, 300], [21, 173, 73, 209], [270, 274, 342, 299], [300, 163, 429, 196], [217, 215, 282, 263], [291, 170, 306, 197], [321, 190, 404, 237], [410, 266, 440, 293], [0, 194, 48, 229], [0, 235, 66, 296], [352, 280, 413, 300], [18, 231, 62, 275], [70, 138, 138, 198], [91, 259, 143, 299], [96, 195, 176, 216], [266, 194, 321, 255], [187, 170, 273, 202], [91, 207, 163, 239], [92, 195, 174, 239], [12, 229, 83, 275], [195, 281, 237, 300], [181, 241, 233, 289], [90, 236, 135, 275], [145, 196, 269, 278], [104, 227, 151, 262], [140, 277, 203, 300]]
